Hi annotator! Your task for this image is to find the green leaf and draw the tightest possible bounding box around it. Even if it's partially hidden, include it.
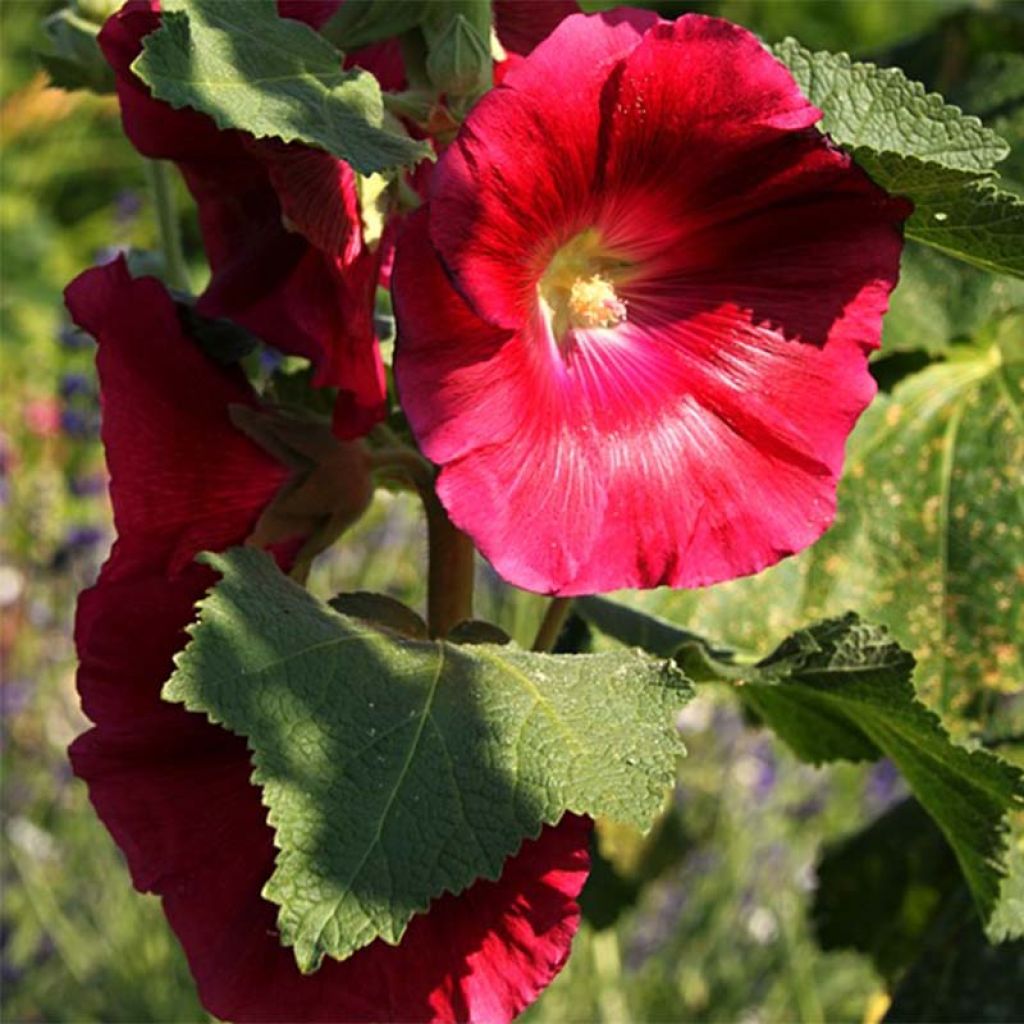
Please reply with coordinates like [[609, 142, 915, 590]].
[[800, 343, 1024, 714], [884, 888, 1024, 1023], [988, 829, 1024, 943], [39, 7, 115, 94], [581, 608, 1024, 931], [813, 798, 961, 979], [855, 151, 1024, 277], [883, 242, 1024, 356], [715, 617, 1023, 932], [165, 548, 690, 971], [133, 0, 432, 175], [774, 40, 1024, 277], [774, 39, 1008, 172], [576, 596, 725, 664], [327, 592, 428, 640], [320, 0, 424, 50]]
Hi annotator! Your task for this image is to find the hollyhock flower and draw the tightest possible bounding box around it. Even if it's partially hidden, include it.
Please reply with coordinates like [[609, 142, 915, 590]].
[[394, 11, 909, 596], [98, 0, 401, 438], [493, 0, 580, 56], [66, 256, 591, 1023]]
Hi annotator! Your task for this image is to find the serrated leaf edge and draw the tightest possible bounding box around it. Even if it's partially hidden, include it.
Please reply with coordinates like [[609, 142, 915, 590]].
[[166, 550, 689, 971]]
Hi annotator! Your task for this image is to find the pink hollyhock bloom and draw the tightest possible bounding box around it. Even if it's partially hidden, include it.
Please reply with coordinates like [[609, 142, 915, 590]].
[[24, 397, 62, 438], [66, 256, 591, 1024], [98, 0, 402, 438], [394, 10, 909, 596]]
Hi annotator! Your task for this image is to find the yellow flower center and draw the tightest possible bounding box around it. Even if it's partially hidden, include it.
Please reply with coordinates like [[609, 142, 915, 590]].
[[567, 274, 628, 329], [538, 228, 632, 344]]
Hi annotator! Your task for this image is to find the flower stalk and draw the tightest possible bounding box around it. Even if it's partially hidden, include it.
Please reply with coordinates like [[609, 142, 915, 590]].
[[532, 596, 574, 652], [424, 488, 475, 638], [144, 158, 189, 293]]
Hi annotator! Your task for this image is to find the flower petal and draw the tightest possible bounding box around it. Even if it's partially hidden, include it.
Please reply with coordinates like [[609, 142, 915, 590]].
[[98, 1, 386, 434], [64, 258, 288, 572], [395, 157, 897, 593], [494, 0, 581, 56], [68, 257, 590, 1023], [429, 8, 658, 329]]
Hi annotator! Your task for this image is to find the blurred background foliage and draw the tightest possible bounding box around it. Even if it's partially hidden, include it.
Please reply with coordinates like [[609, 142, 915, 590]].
[[1, 0, 1021, 1021]]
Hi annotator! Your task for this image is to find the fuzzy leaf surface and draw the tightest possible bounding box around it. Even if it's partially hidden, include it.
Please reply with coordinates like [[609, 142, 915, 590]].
[[133, 0, 431, 174], [857, 151, 1024, 277], [581, 607, 1023, 930], [165, 548, 690, 971], [774, 39, 1008, 171], [775, 40, 1023, 277]]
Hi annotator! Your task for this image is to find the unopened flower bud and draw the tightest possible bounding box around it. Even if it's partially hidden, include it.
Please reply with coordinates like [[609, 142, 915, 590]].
[[426, 14, 491, 103]]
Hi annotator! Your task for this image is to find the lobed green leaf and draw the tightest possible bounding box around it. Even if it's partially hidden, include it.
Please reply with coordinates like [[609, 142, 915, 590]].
[[165, 548, 690, 971], [774, 38, 1008, 172], [580, 605, 1024, 932], [774, 40, 1023, 277], [133, 0, 432, 175], [855, 151, 1024, 277]]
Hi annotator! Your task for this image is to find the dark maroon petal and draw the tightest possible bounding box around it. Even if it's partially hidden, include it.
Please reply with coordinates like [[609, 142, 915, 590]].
[[494, 0, 581, 55], [98, 1, 386, 435], [68, 258, 589, 1023]]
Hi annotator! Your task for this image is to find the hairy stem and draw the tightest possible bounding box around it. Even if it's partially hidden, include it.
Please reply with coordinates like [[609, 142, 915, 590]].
[[145, 159, 190, 293], [532, 596, 574, 652]]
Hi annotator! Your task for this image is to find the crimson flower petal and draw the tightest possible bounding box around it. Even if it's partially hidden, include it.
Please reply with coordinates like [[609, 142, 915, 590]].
[[395, 12, 908, 595], [66, 260, 590, 1022], [65, 257, 288, 572], [430, 8, 657, 331], [98, 0, 387, 433], [493, 0, 581, 55]]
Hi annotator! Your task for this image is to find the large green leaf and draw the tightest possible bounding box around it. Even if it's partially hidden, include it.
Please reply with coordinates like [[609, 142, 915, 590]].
[[774, 40, 1024, 277], [856, 152, 1024, 277], [579, 607, 1024, 931], [165, 548, 690, 972], [883, 242, 1024, 355], [774, 39, 1008, 171], [884, 888, 1024, 1023], [622, 335, 1023, 720], [134, 0, 431, 175], [813, 798, 962, 978]]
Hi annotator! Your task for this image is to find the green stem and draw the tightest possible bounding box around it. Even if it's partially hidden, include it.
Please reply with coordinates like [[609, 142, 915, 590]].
[[532, 596, 573, 652], [591, 928, 629, 1024], [779, 895, 824, 1024], [424, 488, 475, 638], [398, 29, 432, 92], [368, 439, 475, 637], [145, 158, 189, 293], [368, 447, 434, 491]]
